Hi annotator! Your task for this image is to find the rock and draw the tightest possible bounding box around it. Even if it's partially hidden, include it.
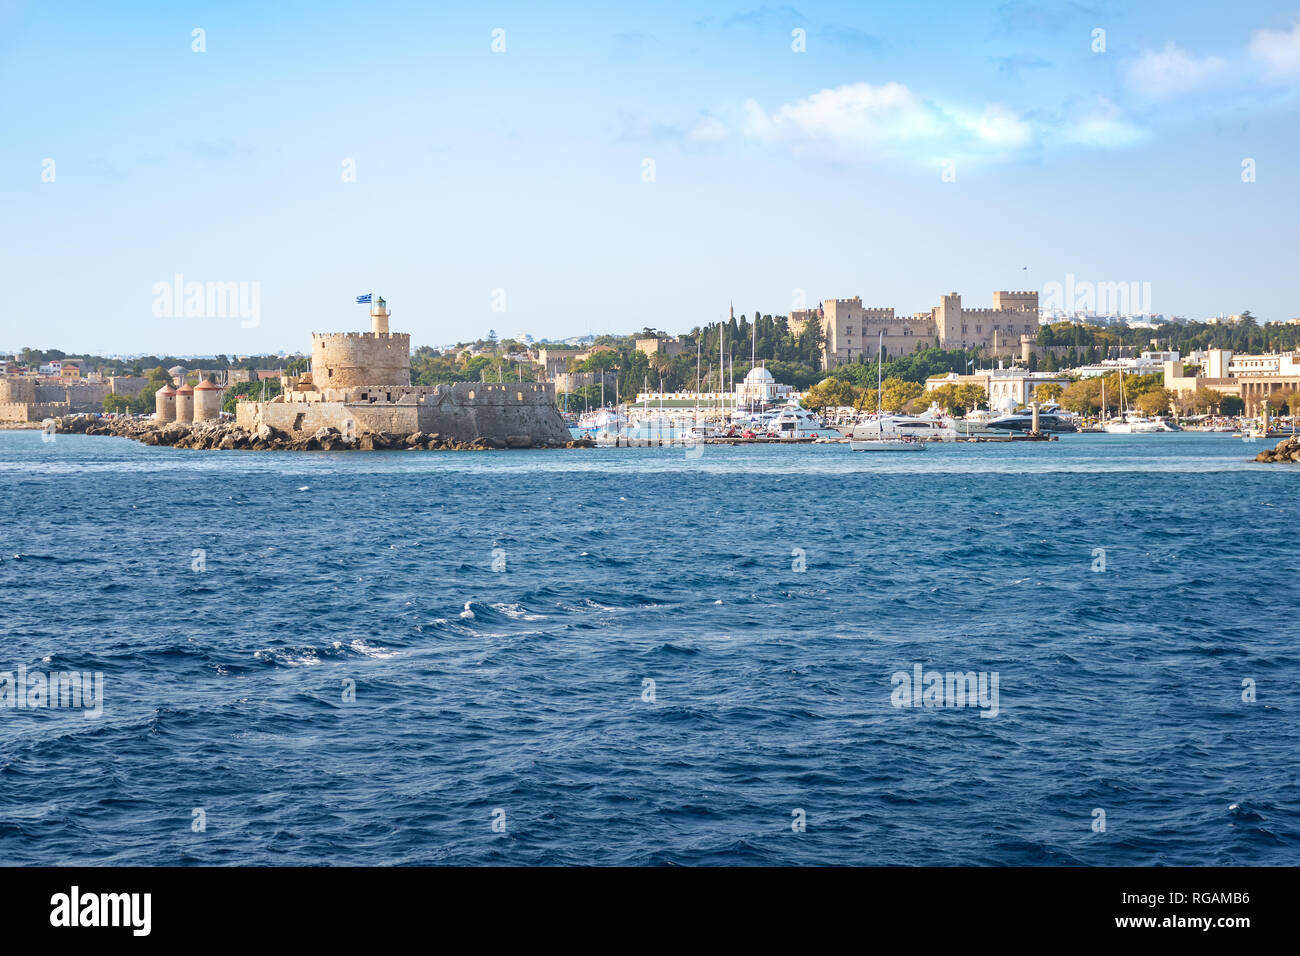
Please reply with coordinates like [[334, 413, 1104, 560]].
[[505, 435, 533, 449], [1257, 436, 1300, 463]]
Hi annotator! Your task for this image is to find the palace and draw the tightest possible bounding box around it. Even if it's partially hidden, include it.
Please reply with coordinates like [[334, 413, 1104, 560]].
[[790, 290, 1041, 367]]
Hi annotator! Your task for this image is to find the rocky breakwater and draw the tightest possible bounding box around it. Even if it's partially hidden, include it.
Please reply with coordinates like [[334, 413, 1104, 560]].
[[54, 416, 593, 451], [1254, 435, 1300, 464]]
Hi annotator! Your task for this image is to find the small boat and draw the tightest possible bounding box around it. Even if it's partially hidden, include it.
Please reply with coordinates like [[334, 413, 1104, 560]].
[[850, 438, 927, 452]]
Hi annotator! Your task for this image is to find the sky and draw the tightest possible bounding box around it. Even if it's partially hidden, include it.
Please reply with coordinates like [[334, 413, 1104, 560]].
[[1, 0, 1298, 355]]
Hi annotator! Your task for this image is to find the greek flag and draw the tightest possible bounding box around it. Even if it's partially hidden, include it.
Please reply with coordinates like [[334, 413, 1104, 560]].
[[356, 293, 372, 304]]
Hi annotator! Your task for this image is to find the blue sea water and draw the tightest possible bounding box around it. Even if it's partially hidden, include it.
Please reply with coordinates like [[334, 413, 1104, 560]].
[[0, 429, 1297, 865]]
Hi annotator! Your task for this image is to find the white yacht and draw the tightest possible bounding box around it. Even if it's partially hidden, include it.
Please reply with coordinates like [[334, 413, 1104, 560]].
[[766, 401, 837, 439], [1102, 412, 1161, 434], [847, 332, 940, 451], [847, 407, 957, 441]]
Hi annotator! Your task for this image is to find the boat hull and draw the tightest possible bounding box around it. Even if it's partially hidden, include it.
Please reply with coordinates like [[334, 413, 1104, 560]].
[[849, 440, 927, 452]]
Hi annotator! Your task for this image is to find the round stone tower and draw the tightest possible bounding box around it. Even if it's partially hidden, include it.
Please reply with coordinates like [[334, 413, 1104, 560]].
[[174, 383, 194, 422], [155, 383, 176, 421], [193, 378, 222, 421], [310, 297, 410, 388]]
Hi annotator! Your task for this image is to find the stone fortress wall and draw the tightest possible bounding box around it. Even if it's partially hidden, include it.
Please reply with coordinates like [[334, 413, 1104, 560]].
[[0, 376, 146, 422], [233, 299, 570, 446]]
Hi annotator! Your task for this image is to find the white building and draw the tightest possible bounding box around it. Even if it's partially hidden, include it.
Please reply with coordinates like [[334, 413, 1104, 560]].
[[926, 366, 1072, 411], [1072, 350, 1179, 379]]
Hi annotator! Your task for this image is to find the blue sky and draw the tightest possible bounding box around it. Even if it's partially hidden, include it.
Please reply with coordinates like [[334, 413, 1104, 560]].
[[2, 0, 1298, 355]]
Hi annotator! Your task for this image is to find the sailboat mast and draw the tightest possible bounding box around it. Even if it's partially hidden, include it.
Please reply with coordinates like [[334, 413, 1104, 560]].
[[877, 330, 884, 415]]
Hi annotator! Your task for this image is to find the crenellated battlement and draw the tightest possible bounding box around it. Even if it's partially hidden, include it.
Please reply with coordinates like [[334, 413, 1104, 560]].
[[310, 331, 408, 342]]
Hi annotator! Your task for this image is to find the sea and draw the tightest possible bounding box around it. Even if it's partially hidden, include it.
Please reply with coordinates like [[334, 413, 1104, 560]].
[[1, 430, 1297, 865]]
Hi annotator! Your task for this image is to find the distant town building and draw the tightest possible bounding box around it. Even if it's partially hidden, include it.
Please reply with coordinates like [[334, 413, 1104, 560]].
[[534, 348, 583, 382], [1164, 348, 1300, 414], [635, 337, 688, 360], [1073, 350, 1180, 378]]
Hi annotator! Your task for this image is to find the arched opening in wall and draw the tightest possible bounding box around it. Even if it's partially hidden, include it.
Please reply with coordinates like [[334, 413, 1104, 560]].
[[517, 391, 523, 401], [468, 390, 475, 400]]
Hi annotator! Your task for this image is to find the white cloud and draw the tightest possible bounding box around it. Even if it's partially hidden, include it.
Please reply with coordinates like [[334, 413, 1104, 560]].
[[1249, 22, 1300, 78], [1060, 99, 1147, 150], [687, 115, 728, 143], [742, 81, 1030, 162], [965, 104, 1033, 148], [1123, 42, 1227, 100]]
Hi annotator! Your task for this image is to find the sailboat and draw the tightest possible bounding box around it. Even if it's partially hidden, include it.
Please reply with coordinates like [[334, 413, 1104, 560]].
[[850, 332, 927, 452], [1102, 369, 1159, 433]]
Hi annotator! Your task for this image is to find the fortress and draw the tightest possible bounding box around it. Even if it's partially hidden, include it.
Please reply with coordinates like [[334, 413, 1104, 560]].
[[789, 290, 1041, 367], [0, 376, 148, 422], [233, 298, 571, 446]]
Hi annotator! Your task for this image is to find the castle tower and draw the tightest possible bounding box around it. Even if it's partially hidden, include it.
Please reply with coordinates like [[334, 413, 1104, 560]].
[[174, 383, 194, 422], [154, 383, 176, 421], [193, 378, 222, 421], [310, 297, 411, 389], [935, 292, 962, 347], [371, 297, 390, 335]]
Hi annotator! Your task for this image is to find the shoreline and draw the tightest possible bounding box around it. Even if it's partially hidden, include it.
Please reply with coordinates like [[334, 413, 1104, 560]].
[[45, 416, 595, 451]]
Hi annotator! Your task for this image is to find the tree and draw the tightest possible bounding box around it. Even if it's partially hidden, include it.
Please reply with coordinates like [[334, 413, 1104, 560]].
[[801, 377, 857, 413], [1059, 378, 1102, 415], [1135, 387, 1172, 417], [879, 378, 923, 412], [1192, 387, 1224, 414], [956, 384, 989, 414], [927, 383, 959, 413], [102, 393, 134, 413], [1266, 387, 1296, 413], [1033, 383, 1063, 404]]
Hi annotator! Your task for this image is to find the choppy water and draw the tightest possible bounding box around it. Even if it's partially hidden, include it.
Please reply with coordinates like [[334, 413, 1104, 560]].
[[1, 430, 1297, 865]]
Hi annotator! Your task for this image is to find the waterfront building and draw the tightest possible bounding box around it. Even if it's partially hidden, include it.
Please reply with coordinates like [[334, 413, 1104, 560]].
[[1163, 348, 1300, 414], [925, 367, 1071, 411]]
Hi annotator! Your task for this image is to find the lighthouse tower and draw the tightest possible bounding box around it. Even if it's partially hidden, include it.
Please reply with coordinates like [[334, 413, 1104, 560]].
[[370, 296, 390, 335]]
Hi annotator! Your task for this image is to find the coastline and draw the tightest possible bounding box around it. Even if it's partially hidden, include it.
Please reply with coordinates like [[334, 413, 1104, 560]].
[[49, 415, 595, 451]]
